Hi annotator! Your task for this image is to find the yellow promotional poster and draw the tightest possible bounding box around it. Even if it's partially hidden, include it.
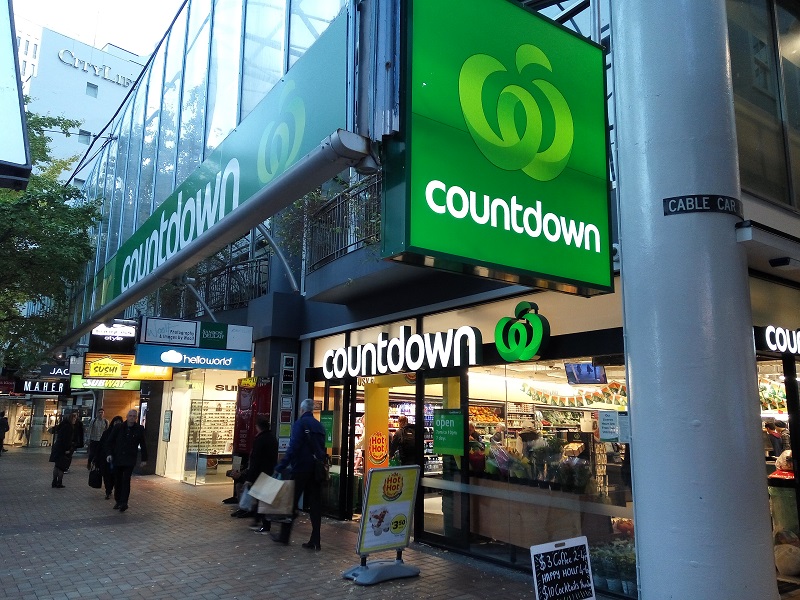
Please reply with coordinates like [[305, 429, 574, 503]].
[[357, 465, 420, 556], [84, 353, 172, 380], [363, 383, 389, 476]]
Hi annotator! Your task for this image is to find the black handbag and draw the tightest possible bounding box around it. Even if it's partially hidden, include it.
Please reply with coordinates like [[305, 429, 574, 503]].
[[305, 429, 331, 486], [88, 466, 102, 489]]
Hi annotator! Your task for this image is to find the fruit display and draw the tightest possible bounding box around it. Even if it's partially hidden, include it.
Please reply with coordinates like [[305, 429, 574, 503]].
[[521, 381, 628, 407], [469, 404, 501, 423]]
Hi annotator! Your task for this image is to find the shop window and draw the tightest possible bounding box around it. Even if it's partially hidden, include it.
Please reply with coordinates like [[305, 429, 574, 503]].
[[86, 82, 98, 98]]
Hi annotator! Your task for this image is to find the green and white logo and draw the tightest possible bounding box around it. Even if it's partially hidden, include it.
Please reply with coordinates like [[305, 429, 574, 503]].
[[257, 81, 306, 184], [382, 0, 612, 296], [495, 302, 550, 362], [459, 45, 573, 182]]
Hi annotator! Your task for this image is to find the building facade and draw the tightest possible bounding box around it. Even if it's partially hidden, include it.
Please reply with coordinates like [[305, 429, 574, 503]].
[[60, 0, 800, 598]]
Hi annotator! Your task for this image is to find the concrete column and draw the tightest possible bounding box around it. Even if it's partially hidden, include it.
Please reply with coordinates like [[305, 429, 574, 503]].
[[610, 1, 778, 598]]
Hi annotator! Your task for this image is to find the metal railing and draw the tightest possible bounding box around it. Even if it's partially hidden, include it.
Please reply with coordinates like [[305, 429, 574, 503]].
[[306, 174, 382, 273], [185, 257, 271, 318]]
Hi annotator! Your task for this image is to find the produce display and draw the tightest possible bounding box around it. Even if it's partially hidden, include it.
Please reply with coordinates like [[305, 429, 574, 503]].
[[522, 380, 627, 407], [469, 405, 501, 423]]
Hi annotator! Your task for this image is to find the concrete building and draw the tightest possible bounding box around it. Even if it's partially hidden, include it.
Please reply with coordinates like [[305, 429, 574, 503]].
[[55, 0, 800, 598], [14, 17, 145, 183]]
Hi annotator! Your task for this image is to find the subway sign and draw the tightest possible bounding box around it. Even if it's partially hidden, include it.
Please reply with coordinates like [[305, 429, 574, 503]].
[[382, 0, 611, 296]]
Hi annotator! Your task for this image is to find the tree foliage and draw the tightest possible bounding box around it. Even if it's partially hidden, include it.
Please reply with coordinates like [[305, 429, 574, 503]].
[[0, 106, 99, 373]]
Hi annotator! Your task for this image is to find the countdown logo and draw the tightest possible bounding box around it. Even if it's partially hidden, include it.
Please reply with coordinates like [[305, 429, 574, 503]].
[[495, 301, 550, 362], [368, 431, 389, 465], [382, 472, 404, 501]]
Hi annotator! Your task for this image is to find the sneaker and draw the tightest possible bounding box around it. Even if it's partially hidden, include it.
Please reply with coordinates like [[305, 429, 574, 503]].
[[254, 527, 272, 535], [248, 524, 263, 531]]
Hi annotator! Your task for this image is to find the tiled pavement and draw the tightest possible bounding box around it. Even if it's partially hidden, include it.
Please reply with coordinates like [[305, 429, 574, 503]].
[[0, 445, 576, 600]]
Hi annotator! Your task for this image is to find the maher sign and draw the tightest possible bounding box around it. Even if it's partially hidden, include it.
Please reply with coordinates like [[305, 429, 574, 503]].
[[383, 0, 611, 295]]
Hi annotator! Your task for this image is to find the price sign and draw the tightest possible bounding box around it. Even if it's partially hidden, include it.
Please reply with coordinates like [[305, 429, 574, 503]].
[[531, 536, 595, 600]]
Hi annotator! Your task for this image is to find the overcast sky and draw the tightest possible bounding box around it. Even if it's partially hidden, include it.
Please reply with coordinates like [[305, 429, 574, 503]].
[[13, 0, 186, 56]]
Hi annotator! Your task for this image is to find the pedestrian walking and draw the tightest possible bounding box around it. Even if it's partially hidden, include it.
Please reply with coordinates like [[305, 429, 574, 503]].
[[106, 409, 148, 512], [0, 410, 9, 454], [272, 398, 325, 550], [86, 408, 108, 469], [63, 413, 85, 473], [49, 411, 79, 488], [229, 415, 279, 533], [99, 415, 123, 499]]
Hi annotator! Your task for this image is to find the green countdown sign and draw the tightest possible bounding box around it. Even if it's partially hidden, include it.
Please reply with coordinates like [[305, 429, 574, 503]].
[[383, 0, 611, 295], [433, 409, 464, 456]]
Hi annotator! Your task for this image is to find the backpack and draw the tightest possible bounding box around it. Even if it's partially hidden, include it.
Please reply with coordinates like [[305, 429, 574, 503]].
[[398, 426, 415, 464]]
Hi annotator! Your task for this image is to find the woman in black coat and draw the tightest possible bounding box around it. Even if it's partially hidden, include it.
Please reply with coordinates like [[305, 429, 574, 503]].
[[98, 416, 123, 499], [49, 412, 78, 488]]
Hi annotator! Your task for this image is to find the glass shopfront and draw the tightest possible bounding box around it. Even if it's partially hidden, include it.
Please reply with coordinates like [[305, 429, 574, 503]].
[[155, 368, 246, 485], [307, 292, 636, 596]]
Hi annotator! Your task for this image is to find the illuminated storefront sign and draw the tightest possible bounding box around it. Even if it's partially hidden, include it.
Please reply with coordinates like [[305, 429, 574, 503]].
[[756, 325, 800, 355], [382, 0, 611, 295], [70, 374, 141, 390], [322, 326, 482, 379], [83, 353, 172, 380], [135, 344, 252, 371]]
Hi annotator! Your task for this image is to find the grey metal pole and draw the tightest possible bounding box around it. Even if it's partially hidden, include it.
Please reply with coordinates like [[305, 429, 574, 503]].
[[610, 1, 778, 598]]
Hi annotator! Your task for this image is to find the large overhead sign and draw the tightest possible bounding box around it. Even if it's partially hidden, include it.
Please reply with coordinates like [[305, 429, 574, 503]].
[[140, 317, 252, 351], [382, 0, 611, 296], [0, 0, 31, 190], [135, 344, 252, 371], [92, 13, 348, 307]]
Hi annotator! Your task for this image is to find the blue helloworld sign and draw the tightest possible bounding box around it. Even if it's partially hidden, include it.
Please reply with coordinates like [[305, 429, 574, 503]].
[[135, 344, 252, 371]]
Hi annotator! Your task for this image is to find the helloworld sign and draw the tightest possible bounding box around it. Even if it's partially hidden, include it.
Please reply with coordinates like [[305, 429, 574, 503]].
[[383, 0, 612, 296]]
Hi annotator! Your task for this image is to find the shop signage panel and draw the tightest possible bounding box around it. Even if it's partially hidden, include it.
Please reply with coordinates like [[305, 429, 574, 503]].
[[755, 325, 800, 356], [95, 13, 348, 308], [135, 343, 253, 371], [40, 365, 70, 379], [530, 536, 595, 600], [433, 408, 464, 456], [320, 411, 335, 449], [140, 317, 253, 351], [89, 323, 137, 354], [383, 0, 611, 296], [15, 379, 70, 395], [355, 465, 420, 556], [662, 194, 742, 219], [83, 353, 172, 380], [70, 374, 141, 390]]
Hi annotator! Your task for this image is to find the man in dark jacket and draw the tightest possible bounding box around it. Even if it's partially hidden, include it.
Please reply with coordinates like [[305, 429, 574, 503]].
[[106, 409, 148, 512], [272, 398, 326, 550]]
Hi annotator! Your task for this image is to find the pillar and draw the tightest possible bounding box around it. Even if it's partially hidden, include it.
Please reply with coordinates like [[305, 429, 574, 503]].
[[610, 0, 779, 597]]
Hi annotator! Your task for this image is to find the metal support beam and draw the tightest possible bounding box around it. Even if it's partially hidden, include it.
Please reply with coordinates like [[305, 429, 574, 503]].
[[56, 129, 370, 350], [255, 223, 299, 293]]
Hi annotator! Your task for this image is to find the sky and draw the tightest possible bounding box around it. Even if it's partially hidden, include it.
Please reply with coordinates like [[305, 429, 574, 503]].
[[12, 0, 186, 57]]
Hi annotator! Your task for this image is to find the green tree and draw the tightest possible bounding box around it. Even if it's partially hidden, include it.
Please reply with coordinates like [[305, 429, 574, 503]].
[[0, 107, 99, 374]]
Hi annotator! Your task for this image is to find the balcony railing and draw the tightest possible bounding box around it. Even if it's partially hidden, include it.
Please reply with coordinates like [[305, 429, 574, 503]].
[[306, 174, 381, 273], [185, 257, 271, 318]]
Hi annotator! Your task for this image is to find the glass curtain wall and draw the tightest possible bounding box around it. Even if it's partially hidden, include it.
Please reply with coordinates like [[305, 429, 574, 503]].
[[75, 0, 348, 320]]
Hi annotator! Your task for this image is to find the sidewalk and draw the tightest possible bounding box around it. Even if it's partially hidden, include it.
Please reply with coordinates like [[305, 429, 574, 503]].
[[0, 445, 570, 600]]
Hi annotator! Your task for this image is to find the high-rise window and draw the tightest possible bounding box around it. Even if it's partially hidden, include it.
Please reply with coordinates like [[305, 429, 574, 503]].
[[32, 43, 38, 59], [24, 39, 29, 54], [86, 82, 98, 98]]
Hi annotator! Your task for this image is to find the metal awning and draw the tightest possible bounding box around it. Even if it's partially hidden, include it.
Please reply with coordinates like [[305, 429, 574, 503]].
[[736, 220, 800, 284]]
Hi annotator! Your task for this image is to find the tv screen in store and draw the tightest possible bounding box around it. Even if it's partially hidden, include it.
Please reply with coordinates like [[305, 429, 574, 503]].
[[565, 363, 607, 385]]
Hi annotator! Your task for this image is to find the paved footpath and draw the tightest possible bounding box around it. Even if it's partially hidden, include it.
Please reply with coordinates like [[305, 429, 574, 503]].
[[0, 446, 563, 600]]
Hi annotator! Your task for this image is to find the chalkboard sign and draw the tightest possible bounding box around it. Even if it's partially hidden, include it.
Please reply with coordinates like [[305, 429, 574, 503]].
[[531, 536, 595, 600]]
